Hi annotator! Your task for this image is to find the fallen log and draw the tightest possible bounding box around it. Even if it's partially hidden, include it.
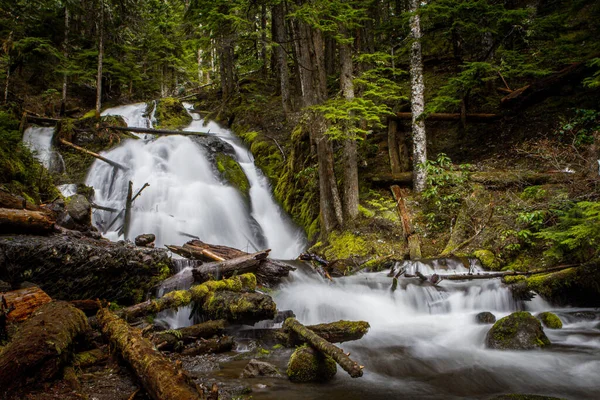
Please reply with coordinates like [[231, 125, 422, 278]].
[[436, 264, 579, 281], [0, 207, 56, 234], [191, 250, 270, 283], [249, 320, 370, 346], [0, 302, 89, 394], [202, 290, 276, 324], [180, 336, 235, 356], [109, 126, 210, 136], [120, 273, 257, 320], [391, 112, 500, 122], [96, 308, 203, 400], [0, 189, 42, 211], [58, 138, 129, 171], [150, 320, 226, 351], [0, 286, 52, 322], [73, 348, 109, 368], [26, 114, 60, 125], [283, 318, 364, 378], [167, 240, 246, 262]]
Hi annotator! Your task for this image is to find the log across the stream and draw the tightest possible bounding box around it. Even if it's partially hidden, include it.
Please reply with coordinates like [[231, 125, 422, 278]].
[[434, 264, 580, 281], [0, 207, 56, 234]]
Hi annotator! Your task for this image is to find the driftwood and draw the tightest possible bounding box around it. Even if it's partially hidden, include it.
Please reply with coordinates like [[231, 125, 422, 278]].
[[59, 138, 128, 171], [391, 112, 500, 122], [120, 273, 257, 319], [180, 336, 235, 356], [150, 320, 226, 351], [283, 318, 364, 378], [0, 286, 52, 323], [0, 207, 56, 234], [0, 302, 89, 394], [192, 250, 270, 282], [97, 308, 204, 400], [109, 126, 210, 136]]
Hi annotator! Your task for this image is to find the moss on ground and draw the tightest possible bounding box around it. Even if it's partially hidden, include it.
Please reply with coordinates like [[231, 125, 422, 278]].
[[151, 97, 192, 130], [474, 249, 499, 270], [215, 153, 250, 200]]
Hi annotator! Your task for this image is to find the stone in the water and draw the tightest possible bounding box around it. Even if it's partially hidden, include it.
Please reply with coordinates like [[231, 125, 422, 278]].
[[241, 359, 282, 378], [537, 312, 562, 329], [475, 311, 496, 324], [287, 345, 336, 383], [485, 311, 551, 350], [135, 233, 156, 248], [66, 195, 91, 225], [568, 311, 596, 320]]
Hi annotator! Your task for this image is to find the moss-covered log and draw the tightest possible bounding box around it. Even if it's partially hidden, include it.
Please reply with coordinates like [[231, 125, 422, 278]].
[[0, 208, 56, 234], [121, 273, 257, 320], [166, 239, 246, 262], [96, 308, 203, 400], [283, 318, 364, 378], [0, 233, 173, 304], [0, 189, 43, 211], [73, 348, 109, 368], [192, 250, 270, 283], [203, 291, 276, 324], [252, 320, 370, 346], [150, 320, 226, 351], [437, 264, 579, 281], [180, 336, 235, 356], [0, 301, 89, 394], [0, 286, 52, 322]]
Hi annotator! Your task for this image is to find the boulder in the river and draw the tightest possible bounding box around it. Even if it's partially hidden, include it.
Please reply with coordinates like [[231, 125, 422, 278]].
[[475, 311, 496, 324], [537, 312, 562, 329], [286, 344, 337, 383], [485, 311, 551, 350], [150, 98, 192, 130], [241, 359, 282, 378], [135, 233, 156, 248]]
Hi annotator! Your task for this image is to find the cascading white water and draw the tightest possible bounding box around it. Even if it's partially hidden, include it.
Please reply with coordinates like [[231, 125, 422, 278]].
[[272, 260, 600, 399], [22, 126, 64, 173], [86, 103, 305, 259]]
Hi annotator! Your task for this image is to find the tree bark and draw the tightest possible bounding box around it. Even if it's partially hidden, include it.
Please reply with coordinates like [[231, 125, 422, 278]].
[[0, 286, 52, 323], [97, 309, 204, 400], [0, 302, 89, 394], [150, 320, 226, 351], [166, 240, 245, 262], [409, 0, 427, 193], [191, 250, 270, 283], [60, 7, 70, 116], [272, 2, 291, 114], [388, 119, 402, 174], [0, 208, 56, 234], [95, 0, 104, 119], [283, 318, 364, 378]]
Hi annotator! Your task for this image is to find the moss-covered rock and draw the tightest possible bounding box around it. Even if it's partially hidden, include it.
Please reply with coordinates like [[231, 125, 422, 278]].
[[524, 263, 600, 306], [151, 98, 192, 130], [485, 311, 551, 350], [286, 344, 337, 383], [215, 153, 250, 200], [537, 312, 563, 329], [473, 249, 500, 270]]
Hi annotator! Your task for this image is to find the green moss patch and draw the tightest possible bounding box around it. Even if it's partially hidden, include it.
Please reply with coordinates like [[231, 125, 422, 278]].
[[537, 312, 563, 329], [485, 311, 551, 350], [151, 98, 192, 130], [286, 344, 337, 383], [216, 153, 250, 200]]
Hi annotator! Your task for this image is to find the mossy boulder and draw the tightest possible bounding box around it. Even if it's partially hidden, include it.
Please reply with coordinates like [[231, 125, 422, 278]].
[[286, 345, 337, 383], [215, 153, 250, 200], [485, 312, 551, 350], [151, 98, 192, 130], [475, 311, 496, 324], [473, 249, 500, 270], [537, 312, 563, 329]]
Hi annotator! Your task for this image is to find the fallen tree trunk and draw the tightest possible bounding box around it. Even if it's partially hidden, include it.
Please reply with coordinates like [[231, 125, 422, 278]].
[[26, 114, 60, 125], [283, 318, 364, 378], [0, 190, 43, 211], [58, 138, 129, 171], [0, 208, 55, 234], [109, 126, 210, 136], [191, 250, 270, 282], [0, 302, 89, 394], [437, 264, 579, 281], [150, 320, 226, 351], [120, 273, 257, 320], [180, 336, 235, 356], [0, 286, 52, 322], [202, 290, 276, 324], [167, 240, 245, 262], [97, 308, 204, 400], [248, 320, 370, 346]]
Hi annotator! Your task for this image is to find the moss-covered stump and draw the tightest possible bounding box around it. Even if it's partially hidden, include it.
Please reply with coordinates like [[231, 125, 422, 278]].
[[202, 290, 276, 324], [287, 344, 337, 383], [537, 312, 563, 329], [475, 311, 496, 324], [215, 153, 250, 200], [151, 98, 192, 130], [0, 232, 173, 304], [0, 301, 89, 394], [485, 312, 551, 350]]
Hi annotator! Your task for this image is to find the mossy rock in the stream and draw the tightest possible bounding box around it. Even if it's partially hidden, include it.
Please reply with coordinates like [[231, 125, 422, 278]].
[[473, 249, 500, 270], [215, 153, 250, 200], [485, 312, 551, 350], [537, 312, 563, 329], [475, 311, 496, 324], [151, 97, 192, 130], [286, 344, 337, 383]]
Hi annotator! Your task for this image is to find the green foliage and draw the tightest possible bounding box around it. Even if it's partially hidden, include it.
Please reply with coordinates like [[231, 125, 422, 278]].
[[314, 97, 389, 140], [555, 109, 600, 147], [584, 58, 600, 88], [536, 202, 600, 263]]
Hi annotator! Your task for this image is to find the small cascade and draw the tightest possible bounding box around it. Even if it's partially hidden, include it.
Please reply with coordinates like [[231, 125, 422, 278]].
[[22, 126, 65, 173]]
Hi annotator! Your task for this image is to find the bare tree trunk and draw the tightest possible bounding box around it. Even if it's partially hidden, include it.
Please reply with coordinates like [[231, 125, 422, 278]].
[[197, 48, 203, 84], [340, 34, 358, 221], [4, 32, 12, 104], [60, 7, 70, 116], [260, 4, 268, 78], [95, 1, 104, 119], [409, 0, 427, 192], [272, 2, 291, 114]]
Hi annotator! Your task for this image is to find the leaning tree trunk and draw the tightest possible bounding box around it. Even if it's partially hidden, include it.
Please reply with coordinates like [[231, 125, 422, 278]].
[[272, 2, 291, 114], [409, 0, 427, 192], [95, 0, 104, 119]]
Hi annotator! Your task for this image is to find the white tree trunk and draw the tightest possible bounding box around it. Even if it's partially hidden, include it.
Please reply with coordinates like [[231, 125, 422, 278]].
[[409, 0, 427, 192]]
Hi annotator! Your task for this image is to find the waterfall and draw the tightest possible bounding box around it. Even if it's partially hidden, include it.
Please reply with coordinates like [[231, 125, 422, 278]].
[[86, 103, 305, 259], [22, 126, 65, 173]]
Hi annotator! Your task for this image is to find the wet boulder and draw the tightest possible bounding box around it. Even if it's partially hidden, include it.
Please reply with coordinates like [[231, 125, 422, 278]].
[[485, 312, 551, 350], [241, 359, 282, 378], [475, 312, 496, 324], [286, 345, 337, 383], [66, 195, 91, 226], [537, 312, 562, 329], [135, 233, 156, 248]]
